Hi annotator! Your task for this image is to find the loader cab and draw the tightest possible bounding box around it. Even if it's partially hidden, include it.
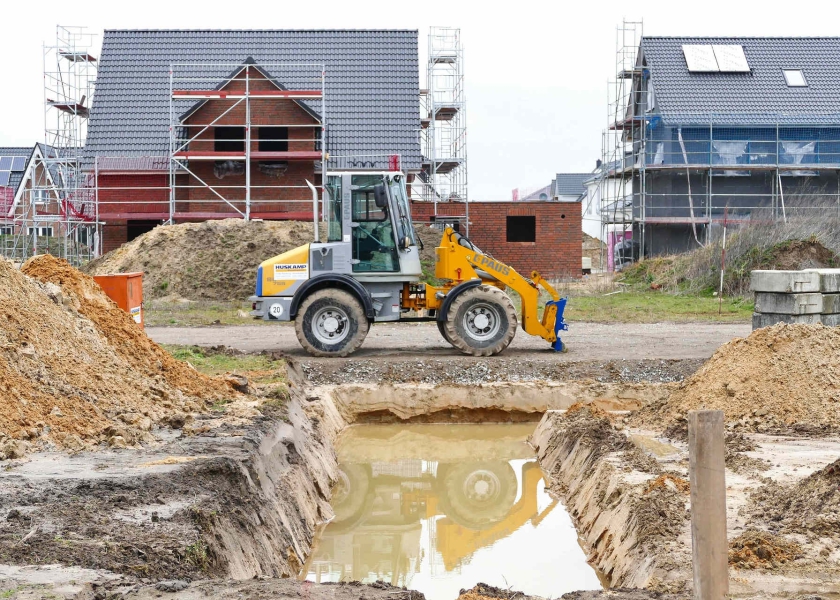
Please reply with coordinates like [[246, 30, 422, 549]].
[[325, 172, 420, 276]]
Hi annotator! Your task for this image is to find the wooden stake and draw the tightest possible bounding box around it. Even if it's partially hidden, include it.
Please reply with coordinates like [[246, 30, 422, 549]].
[[689, 410, 728, 600]]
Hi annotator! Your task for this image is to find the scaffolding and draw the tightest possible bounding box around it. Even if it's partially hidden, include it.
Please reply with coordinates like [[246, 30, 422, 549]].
[[168, 61, 326, 222], [1, 26, 100, 265], [600, 19, 644, 270], [418, 27, 469, 233], [600, 19, 840, 269]]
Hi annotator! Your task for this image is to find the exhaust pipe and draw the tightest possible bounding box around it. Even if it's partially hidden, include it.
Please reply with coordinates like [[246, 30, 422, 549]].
[[305, 179, 319, 242]]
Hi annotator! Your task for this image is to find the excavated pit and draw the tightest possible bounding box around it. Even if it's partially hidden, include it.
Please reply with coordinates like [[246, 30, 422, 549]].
[[301, 423, 603, 599], [8, 351, 840, 600]]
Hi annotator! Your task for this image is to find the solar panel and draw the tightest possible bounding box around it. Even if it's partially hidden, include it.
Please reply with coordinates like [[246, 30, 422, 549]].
[[11, 156, 26, 171], [0, 157, 12, 170], [713, 45, 750, 72], [683, 45, 719, 72], [0, 171, 11, 186]]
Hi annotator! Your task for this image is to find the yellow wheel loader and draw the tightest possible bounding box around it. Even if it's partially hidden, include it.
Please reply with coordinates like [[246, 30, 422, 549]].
[[249, 172, 568, 357]]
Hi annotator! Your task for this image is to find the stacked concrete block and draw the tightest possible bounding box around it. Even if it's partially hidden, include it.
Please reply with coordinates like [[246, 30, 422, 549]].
[[751, 269, 840, 329]]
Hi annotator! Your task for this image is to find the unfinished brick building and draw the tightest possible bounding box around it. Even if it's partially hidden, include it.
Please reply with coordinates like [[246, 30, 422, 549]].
[[79, 28, 581, 278], [85, 30, 423, 252], [413, 201, 582, 279]]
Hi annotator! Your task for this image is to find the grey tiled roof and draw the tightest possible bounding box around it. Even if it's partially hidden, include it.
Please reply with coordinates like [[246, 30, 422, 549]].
[[0, 146, 33, 194], [553, 173, 590, 198], [86, 30, 422, 170], [642, 37, 840, 125]]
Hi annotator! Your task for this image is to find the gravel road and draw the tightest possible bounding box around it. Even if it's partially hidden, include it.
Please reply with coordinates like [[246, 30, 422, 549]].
[[147, 321, 750, 362]]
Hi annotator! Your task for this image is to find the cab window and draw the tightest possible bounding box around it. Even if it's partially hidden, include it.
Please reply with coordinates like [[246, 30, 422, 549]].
[[351, 175, 399, 272], [325, 176, 342, 242]]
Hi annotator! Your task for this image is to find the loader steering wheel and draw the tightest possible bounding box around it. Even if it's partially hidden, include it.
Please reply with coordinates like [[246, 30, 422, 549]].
[[362, 225, 388, 248]]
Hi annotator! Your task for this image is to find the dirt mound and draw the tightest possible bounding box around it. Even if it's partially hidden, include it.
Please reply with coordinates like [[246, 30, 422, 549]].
[[631, 323, 840, 433], [583, 233, 605, 270], [1, 256, 235, 452], [458, 583, 525, 600], [729, 529, 802, 570], [622, 235, 837, 296], [755, 239, 836, 271], [748, 458, 840, 537], [84, 219, 314, 301]]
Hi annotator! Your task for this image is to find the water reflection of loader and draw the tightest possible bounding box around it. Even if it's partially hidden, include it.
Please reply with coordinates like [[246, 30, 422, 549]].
[[304, 458, 557, 585]]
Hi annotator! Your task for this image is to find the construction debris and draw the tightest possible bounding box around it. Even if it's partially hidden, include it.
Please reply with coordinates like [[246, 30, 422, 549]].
[[0, 256, 236, 451]]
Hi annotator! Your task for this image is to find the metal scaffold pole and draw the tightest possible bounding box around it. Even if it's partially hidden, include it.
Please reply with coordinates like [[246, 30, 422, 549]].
[[420, 27, 469, 235]]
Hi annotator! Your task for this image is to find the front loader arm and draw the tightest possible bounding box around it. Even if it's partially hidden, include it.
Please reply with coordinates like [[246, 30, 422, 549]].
[[434, 228, 568, 350]]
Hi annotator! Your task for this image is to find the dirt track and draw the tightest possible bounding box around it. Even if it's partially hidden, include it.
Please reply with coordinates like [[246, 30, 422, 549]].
[[147, 322, 750, 361]]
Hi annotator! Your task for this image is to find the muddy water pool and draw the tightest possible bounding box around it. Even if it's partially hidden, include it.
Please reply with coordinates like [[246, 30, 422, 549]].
[[302, 423, 602, 599]]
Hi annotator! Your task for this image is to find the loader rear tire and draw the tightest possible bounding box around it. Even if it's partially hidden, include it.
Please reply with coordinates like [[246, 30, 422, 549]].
[[295, 289, 369, 357], [444, 285, 517, 356]]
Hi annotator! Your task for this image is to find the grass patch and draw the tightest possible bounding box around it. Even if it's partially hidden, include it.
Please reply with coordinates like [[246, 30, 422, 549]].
[[162, 345, 286, 381], [144, 300, 272, 327], [564, 291, 753, 323], [184, 539, 210, 570]]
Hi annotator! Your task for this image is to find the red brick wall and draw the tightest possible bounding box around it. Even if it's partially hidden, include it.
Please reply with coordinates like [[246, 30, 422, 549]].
[[103, 222, 128, 254], [96, 68, 320, 221], [412, 201, 582, 279], [98, 173, 170, 217], [183, 68, 318, 215]]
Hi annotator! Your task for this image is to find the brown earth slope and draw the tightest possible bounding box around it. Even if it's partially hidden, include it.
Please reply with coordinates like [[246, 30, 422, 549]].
[[1, 256, 236, 452], [632, 323, 840, 433], [83, 219, 314, 301]]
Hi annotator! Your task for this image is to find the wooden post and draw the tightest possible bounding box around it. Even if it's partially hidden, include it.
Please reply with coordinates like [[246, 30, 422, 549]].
[[688, 410, 728, 600]]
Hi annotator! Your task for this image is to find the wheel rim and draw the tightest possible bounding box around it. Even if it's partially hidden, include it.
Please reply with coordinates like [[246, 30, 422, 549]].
[[462, 469, 501, 505], [311, 305, 350, 345], [463, 302, 502, 341], [332, 469, 351, 505]]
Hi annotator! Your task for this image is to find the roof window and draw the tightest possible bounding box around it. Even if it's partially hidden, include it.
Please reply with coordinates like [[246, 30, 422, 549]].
[[783, 69, 807, 87]]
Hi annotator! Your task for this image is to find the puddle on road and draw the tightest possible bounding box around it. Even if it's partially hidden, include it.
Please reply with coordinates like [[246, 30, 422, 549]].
[[302, 423, 602, 600]]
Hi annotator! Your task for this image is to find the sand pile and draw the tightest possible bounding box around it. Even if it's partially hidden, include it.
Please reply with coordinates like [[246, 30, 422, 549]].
[[633, 323, 840, 432], [0, 256, 236, 454], [84, 219, 314, 301], [583, 233, 605, 270]]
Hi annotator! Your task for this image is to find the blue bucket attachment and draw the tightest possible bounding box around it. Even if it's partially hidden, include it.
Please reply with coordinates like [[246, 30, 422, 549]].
[[546, 297, 569, 352]]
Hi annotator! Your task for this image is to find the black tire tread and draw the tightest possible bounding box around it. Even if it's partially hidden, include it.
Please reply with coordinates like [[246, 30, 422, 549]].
[[444, 285, 517, 357], [294, 289, 369, 357]]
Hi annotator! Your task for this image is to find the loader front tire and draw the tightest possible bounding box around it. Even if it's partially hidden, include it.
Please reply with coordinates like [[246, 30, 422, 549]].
[[437, 320, 454, 347], [295, 289, 369, 357], [444, 285, 517, 356]]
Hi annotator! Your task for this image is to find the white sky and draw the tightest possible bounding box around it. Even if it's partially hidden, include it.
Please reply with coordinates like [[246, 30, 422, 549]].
[[1, 0, 838, 199]]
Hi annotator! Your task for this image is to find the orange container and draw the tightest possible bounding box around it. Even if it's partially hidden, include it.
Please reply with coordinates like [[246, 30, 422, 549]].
[[93, 272, 144, 329]]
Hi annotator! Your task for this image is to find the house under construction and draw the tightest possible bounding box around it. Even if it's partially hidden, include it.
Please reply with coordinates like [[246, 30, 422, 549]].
[[600, 21, 840, 265], [0, 27, 100, 265]]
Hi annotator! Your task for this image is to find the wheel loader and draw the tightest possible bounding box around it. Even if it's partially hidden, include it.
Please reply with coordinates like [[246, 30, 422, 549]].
[[249, 171, 568, 357]]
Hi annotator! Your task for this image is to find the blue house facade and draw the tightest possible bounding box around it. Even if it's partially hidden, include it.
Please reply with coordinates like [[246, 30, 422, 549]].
[[603, 37, 840, 255]]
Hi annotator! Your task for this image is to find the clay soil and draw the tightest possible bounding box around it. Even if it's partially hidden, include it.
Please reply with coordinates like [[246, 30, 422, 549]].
[[729, 530, 803, 570], [0, 256, 236, 454], [84, 219, 314, 301], [631, 323, 840, 434]]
